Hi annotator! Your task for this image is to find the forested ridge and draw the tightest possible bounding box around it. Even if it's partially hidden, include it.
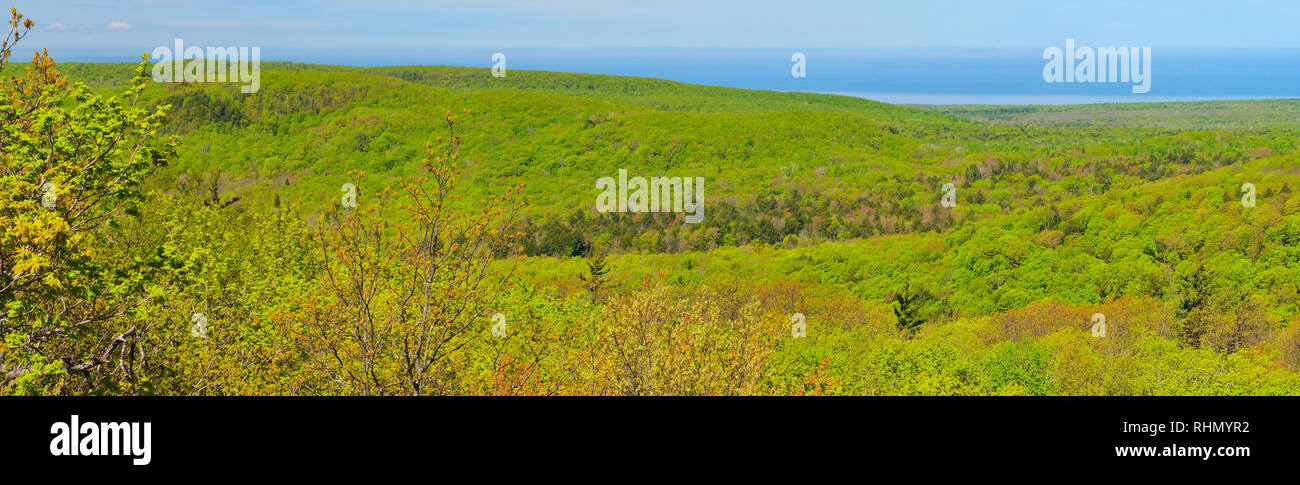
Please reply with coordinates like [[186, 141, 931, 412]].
[[4, 11, 1300, 395]]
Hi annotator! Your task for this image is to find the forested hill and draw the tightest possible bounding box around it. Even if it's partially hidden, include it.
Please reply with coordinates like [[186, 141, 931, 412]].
[[53, 62, 1298, 257], [50, 61, 1294, 224], [352, 64, 965, 122], [60, 61, 962, 122]]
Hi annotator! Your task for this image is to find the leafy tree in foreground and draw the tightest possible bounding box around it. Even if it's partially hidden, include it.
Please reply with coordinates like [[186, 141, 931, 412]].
[[290, 111, 527, 395], [0, 9, 179, 394]]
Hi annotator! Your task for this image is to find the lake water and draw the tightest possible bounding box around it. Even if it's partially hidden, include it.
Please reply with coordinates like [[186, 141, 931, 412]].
[[53, 47, 1300, 105]]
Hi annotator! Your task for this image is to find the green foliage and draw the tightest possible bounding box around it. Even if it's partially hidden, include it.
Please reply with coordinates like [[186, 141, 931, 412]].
[[6, 23, 1300, 395], [1, 32, 180, 393], [982, 341, 1055, 396], [892, 282, 929, 333]]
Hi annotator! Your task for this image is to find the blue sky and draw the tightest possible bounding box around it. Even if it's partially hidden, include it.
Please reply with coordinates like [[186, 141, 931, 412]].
[[17, 0, 1300, 53]]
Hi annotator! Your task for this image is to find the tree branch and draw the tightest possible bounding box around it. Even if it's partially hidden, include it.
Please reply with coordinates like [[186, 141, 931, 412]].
[[63, 325, 137, 373]]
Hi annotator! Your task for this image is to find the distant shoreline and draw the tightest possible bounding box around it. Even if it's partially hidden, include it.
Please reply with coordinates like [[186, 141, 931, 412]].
[[828, 92, 1300, 106], [46, 46, 1300, 104]]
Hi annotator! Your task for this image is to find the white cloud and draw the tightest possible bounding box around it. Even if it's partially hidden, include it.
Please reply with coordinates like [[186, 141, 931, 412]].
[[48, 23, 71, 32], [105, 22, 132, 30]]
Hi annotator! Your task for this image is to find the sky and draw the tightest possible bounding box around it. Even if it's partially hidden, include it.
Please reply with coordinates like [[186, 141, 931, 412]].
[[17, 0, 1300, 54]]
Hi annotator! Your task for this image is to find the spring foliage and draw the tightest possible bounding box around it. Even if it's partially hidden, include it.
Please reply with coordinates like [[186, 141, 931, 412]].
[[4, 9, 1300, 395]]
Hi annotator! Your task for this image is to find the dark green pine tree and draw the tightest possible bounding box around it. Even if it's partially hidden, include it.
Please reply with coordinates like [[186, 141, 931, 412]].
[[579, 245, 611, 302], [892, 282, 929, 334]]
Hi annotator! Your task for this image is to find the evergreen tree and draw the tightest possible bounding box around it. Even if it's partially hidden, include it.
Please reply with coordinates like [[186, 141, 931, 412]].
[[579, 245, 610, 302], [892, 282, 930, 334]]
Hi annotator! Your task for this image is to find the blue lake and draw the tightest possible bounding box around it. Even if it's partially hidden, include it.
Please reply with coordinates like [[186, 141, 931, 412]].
[[52, 47, 1300, 105]]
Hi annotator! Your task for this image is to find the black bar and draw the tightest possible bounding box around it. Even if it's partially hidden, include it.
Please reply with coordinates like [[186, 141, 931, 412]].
[[2, 397, 1289, 475]]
